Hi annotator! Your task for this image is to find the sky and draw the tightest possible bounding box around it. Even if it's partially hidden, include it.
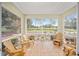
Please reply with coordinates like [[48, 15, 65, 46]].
[[32, 18, 58, 27], [66, 13, 77, 20], [31, 13, 76, 27]]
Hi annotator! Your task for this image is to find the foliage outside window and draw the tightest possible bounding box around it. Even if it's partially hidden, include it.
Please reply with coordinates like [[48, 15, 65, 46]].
[[64, 13, 77, 34], [27, 18, 58, 33], [2, 8, 21, 40], [64, 13, 77, 46]]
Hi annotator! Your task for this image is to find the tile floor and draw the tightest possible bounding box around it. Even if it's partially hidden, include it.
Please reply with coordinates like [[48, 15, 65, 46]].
[[25, 40, 64, 56]]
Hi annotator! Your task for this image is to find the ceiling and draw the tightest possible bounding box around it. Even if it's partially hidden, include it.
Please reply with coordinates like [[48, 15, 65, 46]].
[[13, 2, 77, 14]]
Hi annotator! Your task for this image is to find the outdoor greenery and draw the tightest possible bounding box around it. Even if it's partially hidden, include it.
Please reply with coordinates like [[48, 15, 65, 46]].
[[2, 8, 21, 39], [27, 18, 58, 32], [65, 13, 77, 33]]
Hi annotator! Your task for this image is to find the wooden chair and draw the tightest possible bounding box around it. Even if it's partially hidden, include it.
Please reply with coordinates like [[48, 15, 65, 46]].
[[63, 45, 76, 56], [21, 35, 34, 49], [3, 40, 25, 56], [53, 32, 63, 47]]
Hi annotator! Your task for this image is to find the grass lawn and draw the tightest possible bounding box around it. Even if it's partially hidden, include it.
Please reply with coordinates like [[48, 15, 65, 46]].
[[27, 28, 76, 33], [27, 28, 57, 32], [65, 29, 76, 32]]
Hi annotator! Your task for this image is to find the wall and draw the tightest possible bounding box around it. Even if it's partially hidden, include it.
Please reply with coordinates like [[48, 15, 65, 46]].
[[0, 2, 2, 56], [77, 3, 79, 55], [62, 6, 76, 16], [25, 14, 58, 19], [0, 3, 1, 39], [57, 14, 64, 43]]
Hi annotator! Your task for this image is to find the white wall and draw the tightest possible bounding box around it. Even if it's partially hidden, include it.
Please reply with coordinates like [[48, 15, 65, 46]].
[[57, 15, 65, 43], [77, 2, 79, 55], [0, 2, 2, 56], [0, 3, 1, 39]]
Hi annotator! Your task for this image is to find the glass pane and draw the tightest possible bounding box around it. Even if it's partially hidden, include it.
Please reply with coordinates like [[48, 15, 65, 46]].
[[64, 13, 77, 46], [2, 8, 21, 40], [27, 18, 58, 33], [65, 13, 76, 32]]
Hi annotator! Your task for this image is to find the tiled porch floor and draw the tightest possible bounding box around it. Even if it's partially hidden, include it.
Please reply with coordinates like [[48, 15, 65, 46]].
[[25, 40, 64, 56]]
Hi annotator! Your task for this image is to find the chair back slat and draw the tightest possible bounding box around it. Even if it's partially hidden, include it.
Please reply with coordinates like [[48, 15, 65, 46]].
[[3, 40, 16, 52]]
